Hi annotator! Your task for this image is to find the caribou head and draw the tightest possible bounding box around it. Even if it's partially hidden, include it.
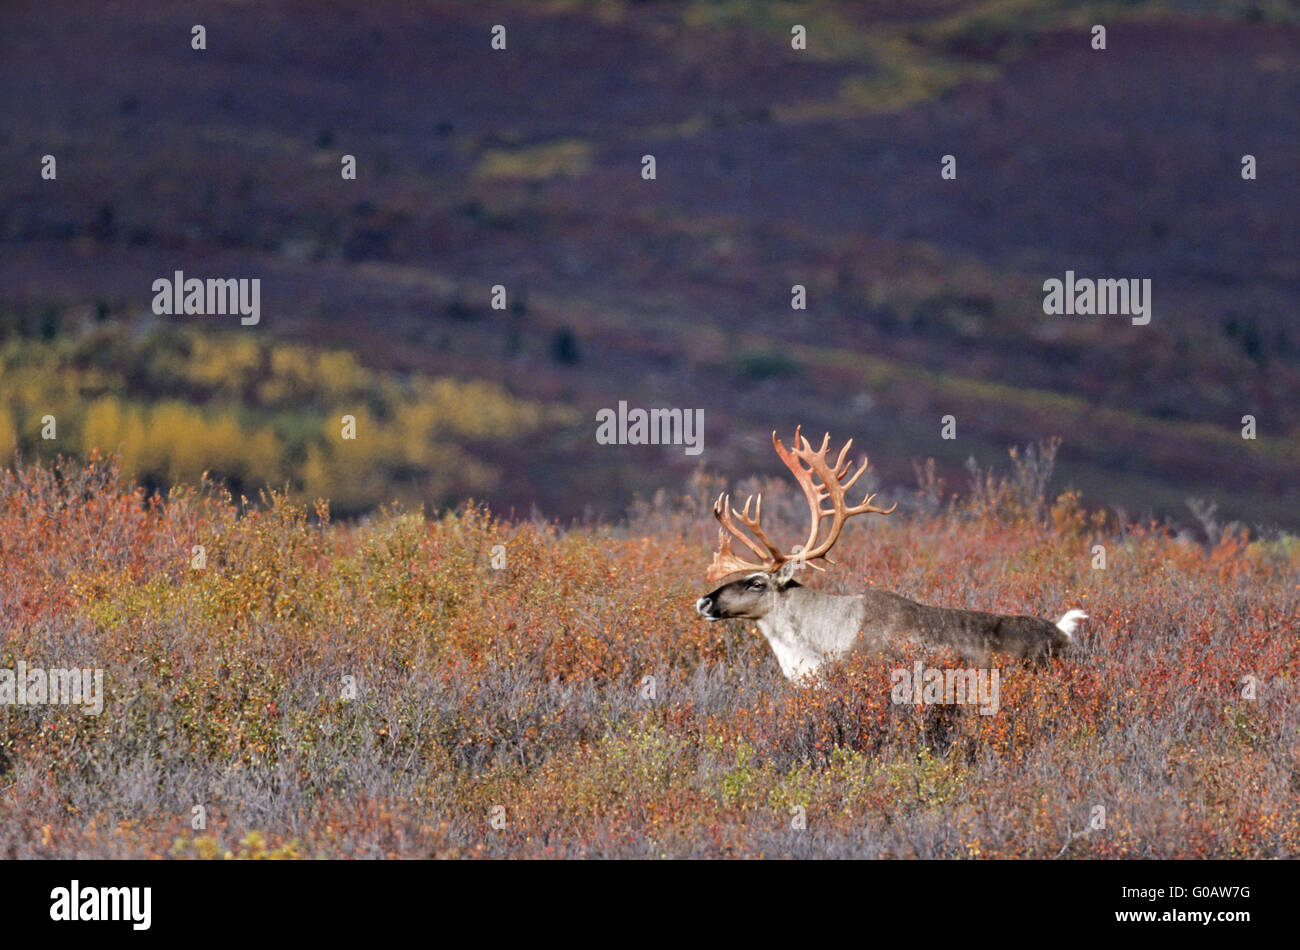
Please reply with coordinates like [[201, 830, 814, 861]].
[[696, 426, 895, 625]]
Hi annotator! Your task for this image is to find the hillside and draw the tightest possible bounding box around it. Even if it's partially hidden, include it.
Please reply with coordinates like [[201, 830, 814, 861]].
[[0, 0, 1297, 527]]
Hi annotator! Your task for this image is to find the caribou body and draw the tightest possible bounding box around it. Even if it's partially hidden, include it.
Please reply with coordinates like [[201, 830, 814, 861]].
[[696, 428, 1085, 681]]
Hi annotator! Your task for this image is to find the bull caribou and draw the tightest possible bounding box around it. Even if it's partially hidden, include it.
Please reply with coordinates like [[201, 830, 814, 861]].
[[695, 428, 1086, 680]]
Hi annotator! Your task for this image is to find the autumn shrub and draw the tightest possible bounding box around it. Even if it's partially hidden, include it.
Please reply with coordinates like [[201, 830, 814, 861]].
[[0, 325, 575, 513], [0, 453, 1296, 858]]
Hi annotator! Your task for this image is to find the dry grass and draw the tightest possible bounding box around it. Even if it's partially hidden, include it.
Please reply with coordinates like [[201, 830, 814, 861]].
[[0, 452, 1296, 858]]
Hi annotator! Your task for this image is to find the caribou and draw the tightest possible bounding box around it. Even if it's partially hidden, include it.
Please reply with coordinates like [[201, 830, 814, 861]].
[[695, 428, 1086, 681]]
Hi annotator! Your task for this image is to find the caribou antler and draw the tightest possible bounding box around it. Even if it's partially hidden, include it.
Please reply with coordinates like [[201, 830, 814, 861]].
[[773, 426, 898, 567], [705, 427, 896, 581], [706, 491, 786, 580]]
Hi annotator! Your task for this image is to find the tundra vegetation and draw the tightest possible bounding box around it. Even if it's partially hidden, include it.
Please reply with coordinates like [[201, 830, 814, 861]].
[[0, 323, 574, 515], [0, 451, 1295, 858]]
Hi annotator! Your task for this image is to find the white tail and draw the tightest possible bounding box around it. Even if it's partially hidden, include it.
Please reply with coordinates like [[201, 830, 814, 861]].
[[1055, 609, 1088, 640]]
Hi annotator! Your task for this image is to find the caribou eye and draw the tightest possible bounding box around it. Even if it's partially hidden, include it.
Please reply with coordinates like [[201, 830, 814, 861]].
[[748, 579, 767, 590]]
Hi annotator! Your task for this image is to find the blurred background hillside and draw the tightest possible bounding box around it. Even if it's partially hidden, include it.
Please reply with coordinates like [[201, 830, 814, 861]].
[[0, 0, 1296, 525]]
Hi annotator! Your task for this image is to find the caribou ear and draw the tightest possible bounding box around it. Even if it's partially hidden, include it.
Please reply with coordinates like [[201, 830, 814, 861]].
[[773, 560, 801, 589]]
